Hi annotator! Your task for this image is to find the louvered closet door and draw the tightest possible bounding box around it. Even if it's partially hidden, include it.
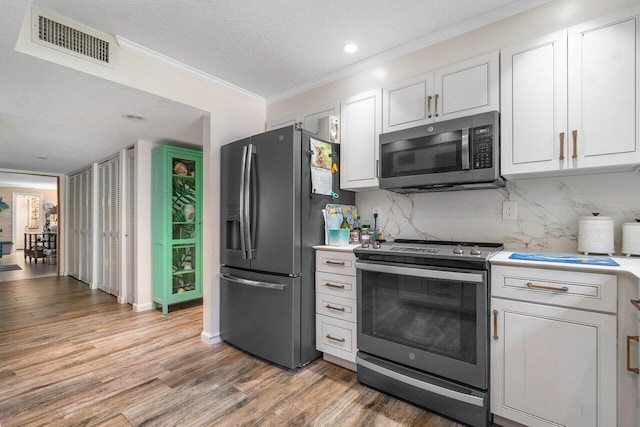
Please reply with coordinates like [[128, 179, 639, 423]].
[[126, 149, 135, 304], [97, 157, 120, 297], [79, 169, 93, 284], [68, 174, 78, 279]]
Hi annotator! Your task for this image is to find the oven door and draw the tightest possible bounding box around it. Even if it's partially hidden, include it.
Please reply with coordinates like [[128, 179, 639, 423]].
[[356, 260, 488, 389]]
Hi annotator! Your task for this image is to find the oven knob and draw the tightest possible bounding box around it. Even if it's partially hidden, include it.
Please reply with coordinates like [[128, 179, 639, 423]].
[[470, 245, 482, 256], [453, 245, 464, 255]]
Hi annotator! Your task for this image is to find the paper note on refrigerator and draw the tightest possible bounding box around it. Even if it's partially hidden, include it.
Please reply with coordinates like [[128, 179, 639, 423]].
[[311, 166, 332, 195]]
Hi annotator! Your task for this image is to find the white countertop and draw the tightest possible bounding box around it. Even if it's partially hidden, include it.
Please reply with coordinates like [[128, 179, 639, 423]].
[[313, 244, 361, 253], [490, 251, 640, 280]]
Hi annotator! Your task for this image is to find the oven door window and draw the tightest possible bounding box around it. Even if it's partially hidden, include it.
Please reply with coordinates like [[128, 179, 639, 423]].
[[380, 131, 462, 178], [361, 269, 478, 364]]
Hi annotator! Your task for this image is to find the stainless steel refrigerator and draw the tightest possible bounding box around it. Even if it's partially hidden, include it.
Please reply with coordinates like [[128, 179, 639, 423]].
[[220, 126, 354, 369]]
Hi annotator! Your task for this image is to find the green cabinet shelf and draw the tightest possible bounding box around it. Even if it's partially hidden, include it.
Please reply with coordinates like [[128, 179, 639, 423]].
[[151, 145, 203, 314]]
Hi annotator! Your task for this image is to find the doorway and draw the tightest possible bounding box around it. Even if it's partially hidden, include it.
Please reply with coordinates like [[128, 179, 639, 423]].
[[0, 172, 59, 282], [13, 194, 42, 249]]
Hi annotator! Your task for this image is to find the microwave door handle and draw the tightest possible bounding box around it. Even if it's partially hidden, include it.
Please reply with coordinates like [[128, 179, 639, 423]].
[[239, 145, 248, 259], [461, 127, 470, 170], [245, 144, 255, 260]]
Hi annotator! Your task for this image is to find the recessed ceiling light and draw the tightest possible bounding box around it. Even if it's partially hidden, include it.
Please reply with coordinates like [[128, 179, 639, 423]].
[[124, 114, 145, 121], [342, 43, 358, 53]]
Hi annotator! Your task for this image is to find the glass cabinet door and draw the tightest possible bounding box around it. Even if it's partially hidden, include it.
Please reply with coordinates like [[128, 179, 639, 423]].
[[171, 157, 198, 295]]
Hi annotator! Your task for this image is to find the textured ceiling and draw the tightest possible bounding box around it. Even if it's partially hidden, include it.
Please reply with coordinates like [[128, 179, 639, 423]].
[[0, 1, 205, 175], [33, 0, 536, 99], [1, 0, 543, 178]]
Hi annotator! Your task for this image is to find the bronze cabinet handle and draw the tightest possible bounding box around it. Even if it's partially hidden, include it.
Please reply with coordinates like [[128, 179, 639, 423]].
[[324, 282, 346, 289], [325, 304, 346, 312], [526, 282, 569, 292], [627, 335, 639, 374], [326, 334, 346, 343], [325, 260, 345, 266], [493, 310, 499, 340], [559, 132, 565, 161], [572, 130, 578, 159], [427, 95, 433, 118], [631, 299, 640, 311], [434, 94, 439, 117]]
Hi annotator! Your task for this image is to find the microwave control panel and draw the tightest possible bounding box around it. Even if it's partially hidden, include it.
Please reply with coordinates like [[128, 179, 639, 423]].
[[472, 125, 493, 169]]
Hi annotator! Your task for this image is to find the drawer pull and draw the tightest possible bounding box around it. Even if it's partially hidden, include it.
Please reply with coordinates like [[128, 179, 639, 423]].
[[326, 334, 346, 343], [325, 260, 346, 266], [526, 282, 569, 292], [631, 299, 640, 311], [325, 282, 346, 289], [493, 310, 499, 340], [326, 304, 346, 312], [627, 335, 639, 374]]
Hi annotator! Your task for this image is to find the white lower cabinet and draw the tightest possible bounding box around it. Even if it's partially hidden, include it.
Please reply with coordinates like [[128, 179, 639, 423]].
[[491, 265, 617, 427], [314, 248, 357, 371]]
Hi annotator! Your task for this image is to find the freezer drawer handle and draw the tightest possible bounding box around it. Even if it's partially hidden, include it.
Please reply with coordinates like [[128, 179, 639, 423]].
[[326, 334, 346, 343], [221, 273, 286, 290]]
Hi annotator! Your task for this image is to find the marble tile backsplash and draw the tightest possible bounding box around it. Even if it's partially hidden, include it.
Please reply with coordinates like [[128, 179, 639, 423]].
[[355, 171, 640, 254]]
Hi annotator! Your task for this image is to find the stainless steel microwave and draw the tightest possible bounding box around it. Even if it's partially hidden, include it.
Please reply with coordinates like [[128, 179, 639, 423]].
[[378, 111, 504, 192]]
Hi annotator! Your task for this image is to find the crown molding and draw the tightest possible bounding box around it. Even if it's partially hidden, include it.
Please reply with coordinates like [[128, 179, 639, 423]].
[[115, 36, 266, 104], [266, 0, 551, 105]]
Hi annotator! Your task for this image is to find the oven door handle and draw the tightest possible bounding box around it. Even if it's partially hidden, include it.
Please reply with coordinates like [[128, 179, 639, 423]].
[[355, 261, 484, 283], [356, 356, 485, 407]]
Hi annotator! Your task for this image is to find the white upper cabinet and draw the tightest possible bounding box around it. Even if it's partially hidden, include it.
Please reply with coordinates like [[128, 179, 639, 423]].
[[501, 31, 568, 176], [382, 51, 499, 132], [266, 101, 340, 135], [568, 10, 639, 169], [299, 101, 340, 135], [502, 7, 640, 178], [340, 89, 382, 191], [266, 113, 298, 131]]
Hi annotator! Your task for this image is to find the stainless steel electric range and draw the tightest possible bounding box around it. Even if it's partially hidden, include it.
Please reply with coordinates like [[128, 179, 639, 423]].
[[354, 239, 503, 427]]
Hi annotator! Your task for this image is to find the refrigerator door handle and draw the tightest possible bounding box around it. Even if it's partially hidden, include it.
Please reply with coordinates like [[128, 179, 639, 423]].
[[239, 145, 248, 259], [245, 144, 255, 260], [221, 273, 286, 290]]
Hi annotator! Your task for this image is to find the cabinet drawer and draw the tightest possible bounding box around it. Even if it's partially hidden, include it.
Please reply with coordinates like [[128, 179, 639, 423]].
[[316, 314, 357, 362], [316, 293, 356, 323], [315, 271, 357, 299], [316, 251, 356, 276], [491, 265, 617, 313]]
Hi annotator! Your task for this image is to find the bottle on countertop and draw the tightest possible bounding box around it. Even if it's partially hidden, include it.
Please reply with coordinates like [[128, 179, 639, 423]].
[[350, 215, 361, 244], [360, 224, 371, 247], [340, 215, 349, 229]]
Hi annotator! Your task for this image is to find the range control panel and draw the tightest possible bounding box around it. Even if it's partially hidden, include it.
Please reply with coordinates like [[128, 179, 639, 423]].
[[472, 125, 493, 169]]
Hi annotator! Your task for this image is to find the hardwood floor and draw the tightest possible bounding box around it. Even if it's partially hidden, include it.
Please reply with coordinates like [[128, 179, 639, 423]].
[[0, 276, 462, 426]]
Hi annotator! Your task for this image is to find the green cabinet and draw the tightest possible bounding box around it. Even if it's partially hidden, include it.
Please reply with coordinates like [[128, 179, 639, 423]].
[[151, 145, 203, 314]]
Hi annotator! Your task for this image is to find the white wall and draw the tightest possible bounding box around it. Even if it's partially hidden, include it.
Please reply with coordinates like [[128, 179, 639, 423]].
[[14, 8, 266, 342], [132, 140, 158, 312], [267, 0, 640, 254]]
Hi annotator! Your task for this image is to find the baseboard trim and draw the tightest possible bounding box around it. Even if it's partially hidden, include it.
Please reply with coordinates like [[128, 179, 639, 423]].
[[201, 331, 221, 345], [132, 302, 153, 312]]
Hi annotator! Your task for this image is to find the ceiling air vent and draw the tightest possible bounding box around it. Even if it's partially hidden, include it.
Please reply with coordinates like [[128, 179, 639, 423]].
[[31, 5, 116, 68]]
